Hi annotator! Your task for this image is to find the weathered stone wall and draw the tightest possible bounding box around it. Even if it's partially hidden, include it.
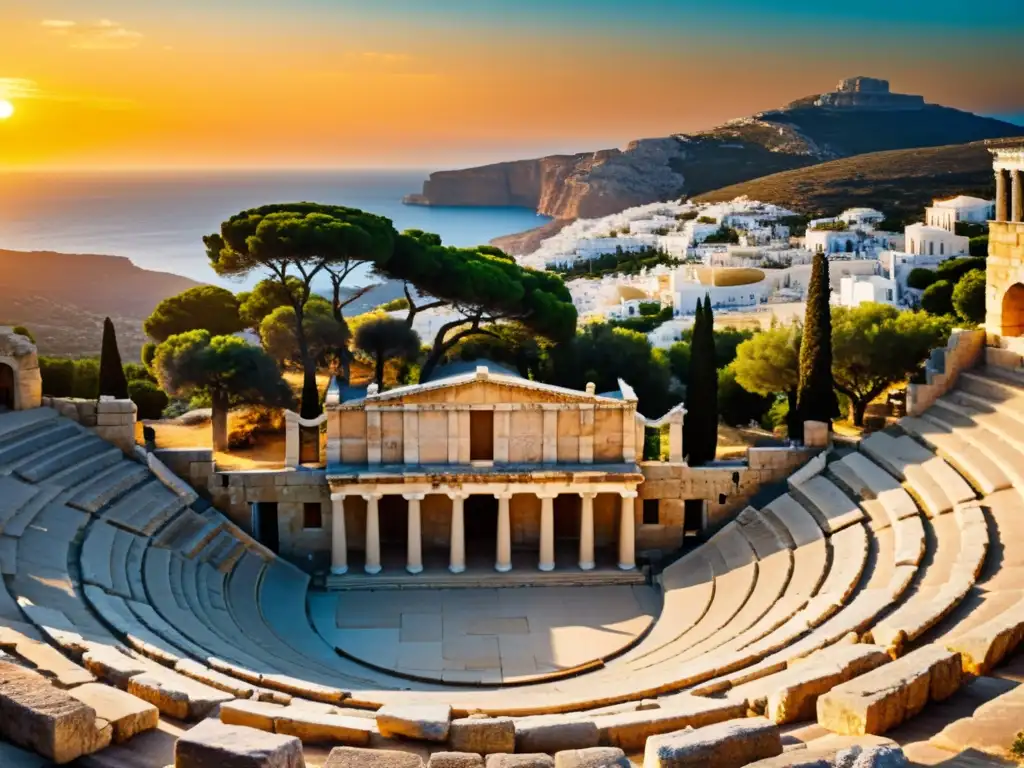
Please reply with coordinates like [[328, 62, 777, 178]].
[[985, 220, 1024, 343], [906, 329, 986, 416], [0, 327, 42, 411], [42, 396, 137, 454]]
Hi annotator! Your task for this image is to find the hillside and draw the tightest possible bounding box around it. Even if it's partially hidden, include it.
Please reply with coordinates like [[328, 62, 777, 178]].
[[406, 77, 1023, 251], [693, 137, 1022, 220], [0, 250, 203, 359]]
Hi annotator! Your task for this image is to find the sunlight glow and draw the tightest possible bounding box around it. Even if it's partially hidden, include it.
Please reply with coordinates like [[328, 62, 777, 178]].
[[0, 101, 14, 120]]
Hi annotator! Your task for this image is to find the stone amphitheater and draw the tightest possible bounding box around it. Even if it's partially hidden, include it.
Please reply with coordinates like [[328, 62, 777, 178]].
[[0, 154, 1023, 768]]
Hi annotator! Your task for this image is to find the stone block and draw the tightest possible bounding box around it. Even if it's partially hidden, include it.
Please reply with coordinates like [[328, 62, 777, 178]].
[[816, 646, 962, 735], [325, 747, 424, 767], [0, 661, 106, 763], [67, 682, 159, 743], [376, 702, 452, 742], [803, 421, 829, 449], [944, 596, 1024, 676], [485, 756, 555, 768], [82, 646, 149, 689], [591, 697, 746, 751], [642, 717, 782, 768], [428, 753, 486, 768], [220, 699, 286, 731], [127, 670, 234, 721], [554, 747, 629, 767], [514, 717, 599, 753], [449, 716, 516, 754], [274, 710, 374, 745], [175, 719, 304, 768]]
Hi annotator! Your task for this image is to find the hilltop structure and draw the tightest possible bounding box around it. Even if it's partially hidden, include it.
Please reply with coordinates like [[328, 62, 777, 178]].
[[815, 76, 926, 110]]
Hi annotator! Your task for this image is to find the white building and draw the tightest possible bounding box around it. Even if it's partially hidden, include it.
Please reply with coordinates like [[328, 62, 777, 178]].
[[808, 207, 885, 232], [833, 274, 897, 308], [924, 196, 994, 232], [804, 228, 898, 255], [904, 224, 969, 258]]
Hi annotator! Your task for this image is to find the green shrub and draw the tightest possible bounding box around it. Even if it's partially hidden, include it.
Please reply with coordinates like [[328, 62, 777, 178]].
[[936, 256, 986, 283], [952, 269, 986, 325], [969, 235, 989, 257], [763, 397, 790, 434], [12, 325, 34, 343], [638, 301, 663, 317], [921, 280, 955, 316], [128, 380, 170, 420], [906, 267, 937, 290], [642, 427, 663, 460], [1010, 730, 1024, 761], [123, 363, 156, 384], [39, 357, 99, 399]]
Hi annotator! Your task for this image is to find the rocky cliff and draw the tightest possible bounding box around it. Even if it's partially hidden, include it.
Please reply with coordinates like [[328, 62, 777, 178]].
[[405, 78, 1024, 231]]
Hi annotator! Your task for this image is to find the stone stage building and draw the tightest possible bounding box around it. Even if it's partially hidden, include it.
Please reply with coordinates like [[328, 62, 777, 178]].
[[0, 327, 42, 413], [987, 147, 1024, 349]]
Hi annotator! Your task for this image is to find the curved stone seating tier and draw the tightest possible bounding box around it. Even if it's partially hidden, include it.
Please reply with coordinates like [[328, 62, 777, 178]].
[[860, 432, 975, 517], [898, 416, 1011, 495], [788, 475, 865, 535]]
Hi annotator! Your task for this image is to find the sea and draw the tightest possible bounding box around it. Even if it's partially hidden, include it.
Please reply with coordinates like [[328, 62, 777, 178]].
[[0, 170, 551, 290]]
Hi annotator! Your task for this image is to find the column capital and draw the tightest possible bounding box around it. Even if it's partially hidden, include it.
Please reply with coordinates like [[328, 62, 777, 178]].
[[361, 492, 382, 502], [330, 491, 349, 501], [535, 490, 560, 500], [493, 491, 514, 500], [402, 492, 426, 501], [446, 491, 469, 500], [620, 490, 639, 499], [578, 490, 599, 500]]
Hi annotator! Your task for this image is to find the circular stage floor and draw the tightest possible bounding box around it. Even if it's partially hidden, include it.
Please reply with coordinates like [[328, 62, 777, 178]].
[[309, 585, 660, 684]]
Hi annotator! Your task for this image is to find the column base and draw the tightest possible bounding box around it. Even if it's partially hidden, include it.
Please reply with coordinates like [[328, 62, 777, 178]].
[[618, 562, 636, 571], [578, 561, 595, 571], [448, 564, 466, 574], [330, 565, 349, 576], [364, 564, 382, 575], [538, 563, 555, 572], [495, 563, 512, 573], [406, 564, 424, 575]]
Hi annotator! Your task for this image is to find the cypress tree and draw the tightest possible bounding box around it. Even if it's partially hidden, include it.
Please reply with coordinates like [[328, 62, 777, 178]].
[[701, 295, 719, 463], [683, 298, 703, 464], [796, 252, 838, 430], [99, 317, 130, 400]]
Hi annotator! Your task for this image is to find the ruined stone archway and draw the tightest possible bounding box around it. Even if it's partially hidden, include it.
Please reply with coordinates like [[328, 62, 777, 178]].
[[0, 328, 42, 411], [1001, 283, 1024, 337]]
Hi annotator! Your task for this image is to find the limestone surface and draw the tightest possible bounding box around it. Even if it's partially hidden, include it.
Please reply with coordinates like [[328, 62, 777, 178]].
[[428, 752, 486, 768], [273, 710, 374, 745], [642, 717, 783, 768], [325, 746, 425, 767], [67, 682, 159, 743], [514, 717, 600, 753], [449, 716, 516, 754], [174, 719, 304, 768], [0, 660, 106, 763], [376, 702, 453, 742], [554, 747, 630, 767], [485, 756, 556, 768]]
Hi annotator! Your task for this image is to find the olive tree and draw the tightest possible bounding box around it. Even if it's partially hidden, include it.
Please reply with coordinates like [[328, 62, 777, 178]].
[[732, 323, 802, 438]]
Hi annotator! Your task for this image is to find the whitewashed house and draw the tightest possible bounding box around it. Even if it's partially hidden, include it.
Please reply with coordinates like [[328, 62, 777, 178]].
[[904, 224, 969, 258], [925, 196, 994, 232], [833, 274, 897, 308]]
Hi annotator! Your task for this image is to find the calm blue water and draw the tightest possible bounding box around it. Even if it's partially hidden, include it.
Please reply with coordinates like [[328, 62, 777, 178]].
[[0, 170, 550, 290]]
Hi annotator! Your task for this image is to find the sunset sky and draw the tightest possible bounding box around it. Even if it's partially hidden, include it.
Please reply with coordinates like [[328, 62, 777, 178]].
[[2, 0, 1023, 170]]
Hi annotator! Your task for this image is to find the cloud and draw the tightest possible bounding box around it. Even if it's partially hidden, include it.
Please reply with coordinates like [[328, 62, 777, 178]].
[[0, 78, 40, 100], [41, 18, 145, 50]]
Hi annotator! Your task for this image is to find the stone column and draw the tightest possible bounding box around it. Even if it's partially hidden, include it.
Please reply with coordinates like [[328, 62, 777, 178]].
[[618, 490, 638, 571], [330, 494, 348, 575], [579, 491, 596, 571], [538, 493, 556, 572], [495, 492, 513, 572], [404, 493, 424, 574], [448, 492, 467, 574], [1013, 170, 1024, 224], [996, 169, 1009, 222], [363, 493, 382, 574], [669, 412, 684, 463]]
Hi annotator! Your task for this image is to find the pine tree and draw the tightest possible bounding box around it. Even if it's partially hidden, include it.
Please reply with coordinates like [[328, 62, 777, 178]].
[[99, 317, 130, 400], [796, 252, 838, 430]]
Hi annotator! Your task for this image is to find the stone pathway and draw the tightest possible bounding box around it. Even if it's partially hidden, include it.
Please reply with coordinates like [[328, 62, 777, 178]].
[[310, 585, 659, 684]]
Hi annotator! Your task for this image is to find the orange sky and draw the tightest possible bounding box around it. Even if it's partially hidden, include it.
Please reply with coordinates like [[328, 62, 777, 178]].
[[1, 2, 1022, 170]]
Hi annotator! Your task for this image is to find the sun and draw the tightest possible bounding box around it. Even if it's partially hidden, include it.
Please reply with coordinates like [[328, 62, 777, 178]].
[[0, 100, 14, 120]]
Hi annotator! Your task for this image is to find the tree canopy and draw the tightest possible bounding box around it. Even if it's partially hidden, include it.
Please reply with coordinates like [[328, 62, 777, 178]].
[[144, 286, 245, 343], [353, 317, 422, 388], [205, 203, 397, 417], [259, 296, 349, 373], [153, 330, 293, 451], [732, 323, 802, 438], [921, 280, 954, 317], [237, 278, 304, 329], [952, 269, 986, 325], [684, 296, 718, 466], [379, 233, 578, 381], [831, 303, 952, 426]]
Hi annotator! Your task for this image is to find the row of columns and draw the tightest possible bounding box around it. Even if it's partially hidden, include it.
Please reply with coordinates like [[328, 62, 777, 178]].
[[995, 168, 1024, 224], [329, 490, 638, 576]]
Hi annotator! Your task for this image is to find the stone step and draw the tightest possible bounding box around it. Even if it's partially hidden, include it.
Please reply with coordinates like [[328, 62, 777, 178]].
[[108, 528, 139, 600], [0, 476, 41, 535], [643, 716, 782, 768], [789, 475, 865, 535], [179, 519, 225, 559], [325, 566, 648, 591], [81, 521, 119, 594], [102, 480, 187, 537], [66, 461, 151, 515], [861, 432, 956, 517], [2, 484, 64, 539], [898, 417, 1011, 496], [14, 434, 110, 483], [0, 421, 80, 467], [44, 447, 124, 492], [0, 407, 58, 443], [833, 452, 919, 526], [817, 523, 869, 605], [761, 494, 824, 548]]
